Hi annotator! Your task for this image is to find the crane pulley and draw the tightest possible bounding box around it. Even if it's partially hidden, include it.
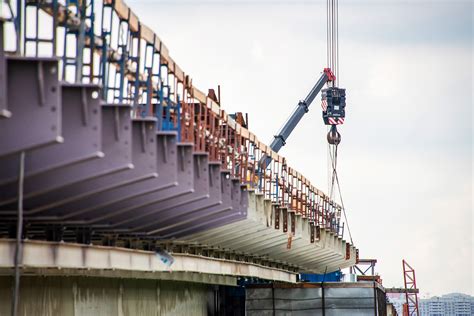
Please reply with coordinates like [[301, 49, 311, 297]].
[[324, 0, 344, 146], [322, 86, 346, 145]]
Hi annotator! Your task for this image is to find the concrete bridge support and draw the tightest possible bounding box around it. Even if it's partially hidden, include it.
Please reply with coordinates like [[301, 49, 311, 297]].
[[0, 276, 214, 316]]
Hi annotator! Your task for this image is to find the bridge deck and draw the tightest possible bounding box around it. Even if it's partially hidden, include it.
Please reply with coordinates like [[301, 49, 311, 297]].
[[0, 0, 357, 276]]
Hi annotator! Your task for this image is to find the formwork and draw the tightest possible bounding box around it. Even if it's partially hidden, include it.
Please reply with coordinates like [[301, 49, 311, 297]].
[[246, 282, 388, 316]]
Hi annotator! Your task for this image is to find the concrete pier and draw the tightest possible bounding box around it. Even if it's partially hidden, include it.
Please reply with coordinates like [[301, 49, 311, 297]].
[[0, 276, 214, 316]]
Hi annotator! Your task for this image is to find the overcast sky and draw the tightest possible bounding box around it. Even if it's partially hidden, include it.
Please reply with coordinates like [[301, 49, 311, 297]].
[[128, 0, 473, 296]]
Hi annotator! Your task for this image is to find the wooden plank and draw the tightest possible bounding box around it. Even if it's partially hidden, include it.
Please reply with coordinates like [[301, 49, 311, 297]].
[[249, 132, 256, 142], [302, 176, 309, 186], [251, 133, 258, 143], [129, 11, 140, 33], [154, 37, 162, 53], [192, 87, 206, 104], [234, 123, 241, 134], [209, 100, 220, 115], [141, 24, 156, 46], [114, 0, 129, 21], [240, 126, 250, 139], [227, 116, 236, 129], [166, 56, 175, 74], [235, 124, 241, 136], [253, 139, 260, 150], [160, 43, 170, 63]]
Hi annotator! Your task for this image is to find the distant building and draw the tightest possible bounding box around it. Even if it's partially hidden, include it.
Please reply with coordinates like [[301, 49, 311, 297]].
[[386, 293, 406, 315], [419, 293, 474, 316]]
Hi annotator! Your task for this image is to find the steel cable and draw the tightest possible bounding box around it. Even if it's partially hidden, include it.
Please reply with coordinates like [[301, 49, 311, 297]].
[[326, 0, 339, 87], [328, 145, 353, 244]]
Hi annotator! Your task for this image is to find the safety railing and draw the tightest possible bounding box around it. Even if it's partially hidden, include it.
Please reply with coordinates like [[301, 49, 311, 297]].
[[1, 0, 345, 238]]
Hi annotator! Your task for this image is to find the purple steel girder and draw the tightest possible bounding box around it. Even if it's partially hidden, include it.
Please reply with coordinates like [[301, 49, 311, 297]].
[[20, 117, 159, 219], [0, 84, 102, 191], [0, 57, 61, 157], [147, 180, 249, 236], [93, 153, 212, 229], [0, 57, 254, 241], [45, 142, 195, 226], [0, 103, 133, 210]]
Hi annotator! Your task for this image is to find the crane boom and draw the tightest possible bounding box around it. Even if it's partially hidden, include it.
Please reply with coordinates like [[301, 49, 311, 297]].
[[269, 68, 335, 153]]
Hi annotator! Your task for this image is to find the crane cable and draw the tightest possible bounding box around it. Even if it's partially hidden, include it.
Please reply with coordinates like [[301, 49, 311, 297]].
[[327, 0, 338, 197], [326, 0, 338, 87], [329, 145, 353, 245], [326, 0, 354, 245], [326, 0, 338, 195]]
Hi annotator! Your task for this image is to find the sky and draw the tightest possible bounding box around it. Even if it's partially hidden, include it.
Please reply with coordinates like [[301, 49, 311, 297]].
[[127, 0, 473, 297]]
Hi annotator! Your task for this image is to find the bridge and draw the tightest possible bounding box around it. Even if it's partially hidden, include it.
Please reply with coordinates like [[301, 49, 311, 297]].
[[0, 0, 357, 314]]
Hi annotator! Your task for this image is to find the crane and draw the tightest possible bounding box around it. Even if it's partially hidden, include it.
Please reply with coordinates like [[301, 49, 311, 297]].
[[262, 69, 346, 167], [270, 68, 346, 157], [265, 0, 346, 163], [268, 67, 336, 154], [259, 0, 353, 246]]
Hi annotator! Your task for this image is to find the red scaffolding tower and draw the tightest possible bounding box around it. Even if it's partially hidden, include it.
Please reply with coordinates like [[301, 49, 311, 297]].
[[402, 259, 420, 316]]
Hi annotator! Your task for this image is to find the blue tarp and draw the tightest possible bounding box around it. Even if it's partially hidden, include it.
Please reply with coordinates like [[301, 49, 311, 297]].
[[300, 271, 342, 282]]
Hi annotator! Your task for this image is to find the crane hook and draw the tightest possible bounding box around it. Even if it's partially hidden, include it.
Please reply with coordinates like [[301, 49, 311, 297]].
[[327, 125, 341, 145]]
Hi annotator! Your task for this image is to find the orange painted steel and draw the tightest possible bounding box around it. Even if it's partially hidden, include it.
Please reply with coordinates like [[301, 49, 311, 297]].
[[402, 259, 420, 316]]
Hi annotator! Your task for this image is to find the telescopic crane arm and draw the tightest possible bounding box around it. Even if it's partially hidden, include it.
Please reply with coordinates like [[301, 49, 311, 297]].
[[262, 0, 346, 167], [263, 0, 345, 167], [268, 68, 335, 153]]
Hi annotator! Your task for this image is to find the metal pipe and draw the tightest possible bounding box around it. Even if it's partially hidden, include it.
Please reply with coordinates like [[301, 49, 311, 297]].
[[11, 151, 25, 316]]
